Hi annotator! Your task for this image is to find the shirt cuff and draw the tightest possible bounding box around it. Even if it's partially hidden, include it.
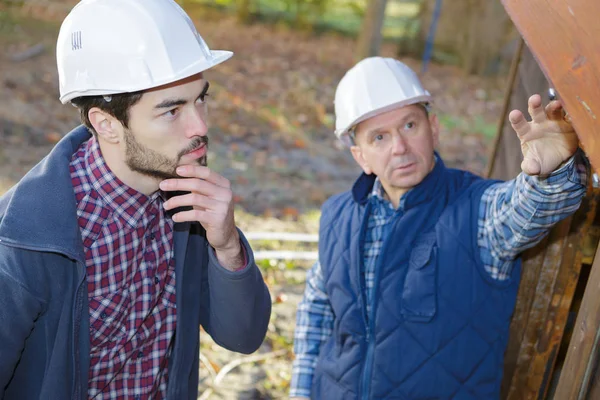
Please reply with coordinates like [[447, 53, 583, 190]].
[[535, 148, 589, 188]]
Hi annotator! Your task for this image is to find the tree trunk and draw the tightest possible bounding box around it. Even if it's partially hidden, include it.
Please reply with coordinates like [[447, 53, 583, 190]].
[[463, 0, 514, 75], [417, 0, 515, 75], [235, 0, 252, 24], [396, 0, 429, 58], [355, 0, 388, 61]]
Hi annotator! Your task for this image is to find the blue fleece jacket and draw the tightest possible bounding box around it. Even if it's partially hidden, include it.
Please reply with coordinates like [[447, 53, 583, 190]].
[[0, 126, 271, 399]]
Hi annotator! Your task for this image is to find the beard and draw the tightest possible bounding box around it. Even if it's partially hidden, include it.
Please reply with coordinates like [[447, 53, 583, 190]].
[[124, 128, 208, 180]]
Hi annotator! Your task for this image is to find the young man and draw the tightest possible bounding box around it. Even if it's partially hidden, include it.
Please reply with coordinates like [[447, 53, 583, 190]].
[[0, 0, 271, 399], [290, 57, 588, 399]]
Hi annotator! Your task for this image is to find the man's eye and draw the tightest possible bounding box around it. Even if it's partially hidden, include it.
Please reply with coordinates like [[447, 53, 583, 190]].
[[164, 109, 178, 117], [198, 82, 211, 103], [198, 91, 210, 103]]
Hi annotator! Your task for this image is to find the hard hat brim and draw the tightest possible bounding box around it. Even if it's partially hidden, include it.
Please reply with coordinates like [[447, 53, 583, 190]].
[[60, 50, 234, 104]]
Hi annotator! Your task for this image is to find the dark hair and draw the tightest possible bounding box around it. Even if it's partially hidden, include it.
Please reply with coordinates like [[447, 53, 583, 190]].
[[70, 91, 144, 135]]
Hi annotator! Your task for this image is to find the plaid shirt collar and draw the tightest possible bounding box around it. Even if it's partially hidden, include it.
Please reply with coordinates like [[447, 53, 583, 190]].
[[368, 178, 402, 212], [83, 137, 165, 229]]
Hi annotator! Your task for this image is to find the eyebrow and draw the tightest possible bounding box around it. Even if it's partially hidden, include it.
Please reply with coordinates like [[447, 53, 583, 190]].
[[367, 111, 421, 136], [154, 81, 210, 109]]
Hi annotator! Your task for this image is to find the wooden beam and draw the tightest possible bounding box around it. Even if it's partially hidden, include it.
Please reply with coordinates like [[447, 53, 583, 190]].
[[501, 239, 549, 397], [500, 0, 600, 171], [585, 354, 600, 399], [501, 189, 597, 398], [554, 198, 600, 398]]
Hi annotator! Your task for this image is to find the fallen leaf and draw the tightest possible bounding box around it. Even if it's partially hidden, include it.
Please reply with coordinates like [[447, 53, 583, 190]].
[[233, 195, 244, 203], [236, 176, 249, 185], [275, 293, 288, 303], [293, 139, 306, 149], [45, 132, 62, 143], [281, 207, 299, 219]]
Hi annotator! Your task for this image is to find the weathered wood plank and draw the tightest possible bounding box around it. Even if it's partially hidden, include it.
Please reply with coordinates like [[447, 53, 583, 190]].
[[501, 242, 548, 398], [502, 190, 597, 399], [585, 353, 600, 399], [522, 192, 596, 399], [555, 193, 600, 398], [506, 218, 572, 399]]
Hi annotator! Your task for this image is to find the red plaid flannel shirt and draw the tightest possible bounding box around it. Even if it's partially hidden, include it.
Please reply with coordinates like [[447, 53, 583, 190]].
[[70, 138, 176, 400]]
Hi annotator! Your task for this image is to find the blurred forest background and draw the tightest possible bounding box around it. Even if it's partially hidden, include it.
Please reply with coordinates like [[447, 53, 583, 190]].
[[0, 0, 521, 398]]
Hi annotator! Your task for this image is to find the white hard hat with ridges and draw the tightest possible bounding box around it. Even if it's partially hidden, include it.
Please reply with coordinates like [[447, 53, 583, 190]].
[[334, 57, 432, 147], [56, 0, 233, 103]]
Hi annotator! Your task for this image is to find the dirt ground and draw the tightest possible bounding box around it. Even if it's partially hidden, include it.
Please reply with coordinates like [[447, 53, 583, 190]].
[[0, 5, 510, 398]]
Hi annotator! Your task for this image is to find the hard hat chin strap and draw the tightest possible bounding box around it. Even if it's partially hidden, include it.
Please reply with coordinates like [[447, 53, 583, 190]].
[[103, 95, 113, 103]]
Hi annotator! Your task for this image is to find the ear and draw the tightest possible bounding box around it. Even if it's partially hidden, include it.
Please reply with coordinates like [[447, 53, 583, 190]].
[[429, 113, 440, 148], [88, 108, 121, 144], [350, 145, 373, 175]]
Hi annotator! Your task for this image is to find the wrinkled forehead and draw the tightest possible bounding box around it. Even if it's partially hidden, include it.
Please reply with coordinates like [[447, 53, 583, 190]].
[[354, 103, 429, 136]]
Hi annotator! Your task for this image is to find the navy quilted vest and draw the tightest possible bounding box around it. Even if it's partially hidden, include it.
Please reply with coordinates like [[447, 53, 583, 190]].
[[313, 158, 521, 400]]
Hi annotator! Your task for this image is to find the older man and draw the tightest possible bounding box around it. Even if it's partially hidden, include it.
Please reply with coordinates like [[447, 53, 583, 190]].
[[290, 57, 588, 399]]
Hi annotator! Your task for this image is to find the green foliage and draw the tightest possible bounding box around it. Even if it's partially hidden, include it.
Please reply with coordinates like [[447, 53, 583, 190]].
[[188, 0, 420, 38], [438, 114, 461, 131], [0, 0, 22, 33], [257, 258, 298, 285], [439, 113, 498, 140], [473, 115, 497, 139], [0, 0, 23, 7]]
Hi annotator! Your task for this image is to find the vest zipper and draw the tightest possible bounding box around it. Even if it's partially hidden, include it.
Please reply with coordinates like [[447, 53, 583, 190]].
[[360, 207, 403, 400], [358, 203, 372, 400]]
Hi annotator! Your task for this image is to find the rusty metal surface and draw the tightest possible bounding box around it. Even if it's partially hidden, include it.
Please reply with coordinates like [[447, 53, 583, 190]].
[[500, 0, 600, 172]]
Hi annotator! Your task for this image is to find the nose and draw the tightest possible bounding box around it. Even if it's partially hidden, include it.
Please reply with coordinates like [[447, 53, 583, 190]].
[[185, 104, 209, 139], [391, 132, 408, 155]]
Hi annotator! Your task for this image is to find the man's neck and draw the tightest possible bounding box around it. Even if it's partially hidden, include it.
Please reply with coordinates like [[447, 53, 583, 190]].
[[381, 184, 408, 209], [380, 154, 438, 208], [97, 139, 159, 196]]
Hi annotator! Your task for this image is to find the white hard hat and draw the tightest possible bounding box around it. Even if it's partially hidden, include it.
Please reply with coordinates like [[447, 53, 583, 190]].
[[56, 0, 233, 104], [334, 57, 432, 147]]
